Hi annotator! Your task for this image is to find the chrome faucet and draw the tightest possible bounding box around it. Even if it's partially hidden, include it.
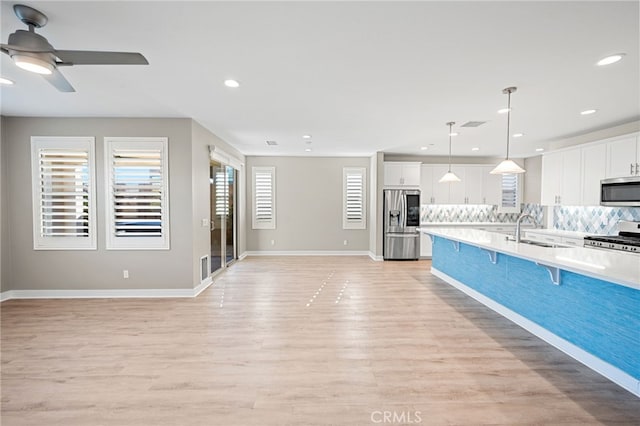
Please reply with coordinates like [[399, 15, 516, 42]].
[[515, 213, 539, 243]]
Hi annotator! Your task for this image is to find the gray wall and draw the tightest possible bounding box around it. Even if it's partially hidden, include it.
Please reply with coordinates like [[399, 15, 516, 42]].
[[190, 121, 246, 285], [245, 156, 370, 252], [1, 117, 194, 291], [523, 155, 542, 204]]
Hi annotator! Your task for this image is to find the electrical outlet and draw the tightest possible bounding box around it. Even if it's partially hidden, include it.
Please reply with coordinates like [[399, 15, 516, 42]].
[[270, 239, 275, 246], [123, 270, 129, 279], [343, 240, 348, 246], [201, 218, 208, 227]]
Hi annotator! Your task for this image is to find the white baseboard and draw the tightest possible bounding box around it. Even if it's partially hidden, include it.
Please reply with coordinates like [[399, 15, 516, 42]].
[[1, 277, 216, 302], [431, 267, 640, 398], [243, 250, 371, 257], [194, 276, 213, 297], [238, 252, 248, 261], [368, 252, 383, 261]]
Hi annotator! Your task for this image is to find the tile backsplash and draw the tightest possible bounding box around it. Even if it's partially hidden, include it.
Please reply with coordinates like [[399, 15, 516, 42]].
[[421, 203, 544, 224], [552, 206, 640, 235]]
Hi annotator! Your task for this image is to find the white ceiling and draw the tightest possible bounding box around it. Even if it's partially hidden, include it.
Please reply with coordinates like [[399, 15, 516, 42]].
[[1, 1, 638, 158]]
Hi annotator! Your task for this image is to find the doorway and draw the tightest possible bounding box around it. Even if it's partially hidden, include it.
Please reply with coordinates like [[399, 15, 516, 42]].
[[210, 161, 237, 275]]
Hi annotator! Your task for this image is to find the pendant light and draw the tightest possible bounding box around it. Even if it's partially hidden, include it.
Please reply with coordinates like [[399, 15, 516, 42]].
[[490, 87, 526, 174], [439, 122, 461, 183]]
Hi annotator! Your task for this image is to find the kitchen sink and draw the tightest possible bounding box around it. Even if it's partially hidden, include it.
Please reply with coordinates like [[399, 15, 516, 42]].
[[505, 236, 557, 248], [518, 239, 558, 248]]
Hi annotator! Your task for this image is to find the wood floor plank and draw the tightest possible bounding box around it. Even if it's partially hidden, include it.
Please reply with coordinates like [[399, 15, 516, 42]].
[[2, 256, 639, 425]]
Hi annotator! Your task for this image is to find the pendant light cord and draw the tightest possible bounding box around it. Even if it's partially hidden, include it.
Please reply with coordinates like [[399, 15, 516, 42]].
[[505, 90, 512, 160], [448, 123, 453, 172]]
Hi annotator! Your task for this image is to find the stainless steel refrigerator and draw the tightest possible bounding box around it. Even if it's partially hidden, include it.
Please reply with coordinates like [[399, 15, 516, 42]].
[[383, 189, 421, 260]]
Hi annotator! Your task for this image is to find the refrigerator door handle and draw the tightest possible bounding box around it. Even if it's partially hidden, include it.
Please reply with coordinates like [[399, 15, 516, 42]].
[[402, 193, 407, 228]]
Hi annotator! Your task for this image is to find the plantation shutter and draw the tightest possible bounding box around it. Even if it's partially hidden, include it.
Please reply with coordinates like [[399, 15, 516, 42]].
[[252, 166, 276, 229], [343, 167, 366, 229], [215, 170, 229, 216], [500, 173, 520, 212], [106, 137, 170, 249], [31, 137, 96, 250]]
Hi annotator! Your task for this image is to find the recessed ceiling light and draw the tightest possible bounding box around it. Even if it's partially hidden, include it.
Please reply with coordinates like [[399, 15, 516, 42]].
[[497, 108, 510, 114], [597, 54, 625, 66], [224, 79, 240, 88], [0, 77, 14, 85], [580, 109, 597, 115], [449, 132, 459, 137], [512, 133, 524, 138], [420, 146, 428, 150], [305, 148, 312, 152], [535, 148, 544, 152], [471, 147, 480, 151], [302, 134, 312, 139]]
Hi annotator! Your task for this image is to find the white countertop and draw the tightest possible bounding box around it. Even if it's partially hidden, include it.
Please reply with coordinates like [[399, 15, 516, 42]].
[[524, 228, 590, 239], [419, 227, 640, 290]]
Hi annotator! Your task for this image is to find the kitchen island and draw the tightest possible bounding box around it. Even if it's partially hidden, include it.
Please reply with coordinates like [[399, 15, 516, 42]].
[[420, 227, 640, 397]]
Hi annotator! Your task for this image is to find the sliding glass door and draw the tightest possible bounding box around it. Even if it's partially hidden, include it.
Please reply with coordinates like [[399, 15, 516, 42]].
[[210, 161, 237, 276]]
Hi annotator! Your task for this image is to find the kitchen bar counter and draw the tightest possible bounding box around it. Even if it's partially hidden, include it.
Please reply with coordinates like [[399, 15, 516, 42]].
[[419, 227, 639, 290], [421, 227, 640, 397]]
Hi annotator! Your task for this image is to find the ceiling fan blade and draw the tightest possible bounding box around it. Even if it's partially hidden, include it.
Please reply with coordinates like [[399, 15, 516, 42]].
[[43, 68, 75, 92], [1, 43, 54, 53], [54, 50, 148, 65]]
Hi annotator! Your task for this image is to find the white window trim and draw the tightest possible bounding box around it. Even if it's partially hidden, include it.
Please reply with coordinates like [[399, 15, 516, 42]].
[[31, 136, 97, 250], [343, 167, 367, 230], [105, 137, 170, 250], [252, 166, 276, 230]]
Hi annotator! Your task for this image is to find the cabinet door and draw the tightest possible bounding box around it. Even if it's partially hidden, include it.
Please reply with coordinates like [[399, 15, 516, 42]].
[[383, 163, 404, 186], [607, 136, 638, 178], [431, 165, 450, 204], [482, 166, 502, 205], [448, 165, 466, 204], [465, 166, 484, 204], [402, 164, 421, 187], [561, 149, 582, 206], [581, 144, 607, 206], [420, 165, 434, 203], [541, 152, 562, 205]]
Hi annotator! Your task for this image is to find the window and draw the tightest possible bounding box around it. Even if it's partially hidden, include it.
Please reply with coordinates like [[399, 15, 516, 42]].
[[499, 173, 521, 213], [31, 137, 96, 250], [343, 167, 366, 229], [105, 137, 169, 250], [252, 166, 275, 229]]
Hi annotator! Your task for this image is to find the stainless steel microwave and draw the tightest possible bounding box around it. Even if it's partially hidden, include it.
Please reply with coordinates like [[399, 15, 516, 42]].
[[600, 176, 640, 206]]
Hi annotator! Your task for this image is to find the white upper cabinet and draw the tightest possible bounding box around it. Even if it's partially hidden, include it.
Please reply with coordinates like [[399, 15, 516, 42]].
[[464, 166, 484, 204], [606, 135, 640, 178], [581, 144, 607, 206], [421, 164, 501, 205], [541, 152, 563, 205], [420, 164, 450, 204], [541, 150, 581, 206], [481, 166, 502, 205], [384, 162, 421, 187]]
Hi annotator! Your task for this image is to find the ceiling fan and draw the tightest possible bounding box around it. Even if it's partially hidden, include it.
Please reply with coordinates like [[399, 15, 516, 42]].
[[1, 4, 148, 92]]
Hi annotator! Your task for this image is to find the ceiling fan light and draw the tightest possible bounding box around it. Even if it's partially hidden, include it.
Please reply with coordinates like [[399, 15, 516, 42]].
[[490, 159, 525, 175], [439, 171, 461, 183], [13, 54, 53, 75]]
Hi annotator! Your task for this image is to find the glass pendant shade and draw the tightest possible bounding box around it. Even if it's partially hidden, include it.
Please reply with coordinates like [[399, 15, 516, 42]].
[[439, 171, 461, 182], [490, 159, 525, 174]]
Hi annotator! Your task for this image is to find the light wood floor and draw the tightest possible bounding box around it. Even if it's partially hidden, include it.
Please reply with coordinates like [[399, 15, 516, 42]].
[[2, 257, 639, 425]]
